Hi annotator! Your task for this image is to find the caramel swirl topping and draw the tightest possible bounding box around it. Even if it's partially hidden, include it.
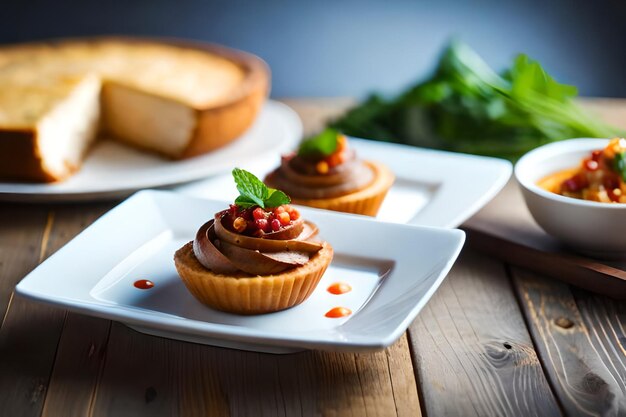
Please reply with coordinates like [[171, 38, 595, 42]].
[[193, 211, 322, 276]]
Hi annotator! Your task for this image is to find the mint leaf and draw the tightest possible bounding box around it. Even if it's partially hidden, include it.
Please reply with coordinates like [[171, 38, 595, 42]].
[[298, 128, 339, 158], [615, 152, 626, 182], [264, 188, 291, 208], [232, 168, 267, 208], [232, 168, 291, 209], [234, 195, 258, 209]]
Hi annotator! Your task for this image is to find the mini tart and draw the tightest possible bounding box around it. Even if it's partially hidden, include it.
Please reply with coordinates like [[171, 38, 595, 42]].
[[267, 160, 394, 216], [174, 241, 333, 314]]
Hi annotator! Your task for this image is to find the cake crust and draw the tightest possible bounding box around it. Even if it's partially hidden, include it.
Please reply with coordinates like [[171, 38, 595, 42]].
[[0, 129, 56, 182]]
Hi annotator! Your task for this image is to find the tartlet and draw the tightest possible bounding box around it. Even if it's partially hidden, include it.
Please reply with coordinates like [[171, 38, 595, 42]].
[[174, 168, 333, 314], [265, 129, 394, 216]]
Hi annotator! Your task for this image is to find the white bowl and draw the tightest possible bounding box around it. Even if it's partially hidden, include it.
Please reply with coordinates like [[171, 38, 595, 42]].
[[515, 138, 626, 259]]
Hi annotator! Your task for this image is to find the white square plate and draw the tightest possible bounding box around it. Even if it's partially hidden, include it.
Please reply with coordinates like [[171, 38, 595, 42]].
[[16, 190, 464, 353], [176, 138, 512, 228]]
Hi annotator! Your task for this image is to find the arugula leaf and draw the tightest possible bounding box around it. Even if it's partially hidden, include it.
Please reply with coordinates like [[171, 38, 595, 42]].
[[298, 128, 339, 158], [614, 152, 626, 182], [505, 54, 578, 101], [331, 40, 622, 161], [232, 168, 290, 209]]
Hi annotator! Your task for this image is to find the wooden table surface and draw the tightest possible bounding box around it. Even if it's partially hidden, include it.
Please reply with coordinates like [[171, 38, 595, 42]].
[[1, 99, 625, 417]]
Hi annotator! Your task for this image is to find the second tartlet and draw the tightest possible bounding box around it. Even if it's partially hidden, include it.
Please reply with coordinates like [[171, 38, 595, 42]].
[[265, 129, 394, 216]]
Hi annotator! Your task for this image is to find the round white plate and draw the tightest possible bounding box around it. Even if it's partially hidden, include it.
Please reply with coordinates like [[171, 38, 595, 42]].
[[0, 100, 302, 202]]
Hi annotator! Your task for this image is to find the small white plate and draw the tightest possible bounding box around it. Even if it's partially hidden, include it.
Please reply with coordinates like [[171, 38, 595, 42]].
[[177, 139, 512, 227], [16, 190, 465, 353], [0, 101, 301, 202]]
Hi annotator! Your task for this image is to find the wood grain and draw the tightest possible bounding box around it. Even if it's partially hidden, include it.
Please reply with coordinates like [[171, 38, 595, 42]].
[[463, 99, 626, 299], [0, 204, 58, 417], [512, 268, 626, 416], [40, 315, 111, 417], [463, 181, 626, 299], [408, 249, 562, 417], [90, 323, 420, 417], [0, 204, 48, 323], [0, 203, 111, 417], [6, 97, 626, 417]]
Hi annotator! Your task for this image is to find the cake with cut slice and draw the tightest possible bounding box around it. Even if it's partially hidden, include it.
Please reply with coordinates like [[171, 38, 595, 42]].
[[0, 38, 269, 182]]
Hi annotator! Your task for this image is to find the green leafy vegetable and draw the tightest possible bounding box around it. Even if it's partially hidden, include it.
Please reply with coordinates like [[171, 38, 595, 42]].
[[298, 128, 339, 158], [331, 40, 622, 161], [232, 168, 290, 209], [614, 152, 626, 182]]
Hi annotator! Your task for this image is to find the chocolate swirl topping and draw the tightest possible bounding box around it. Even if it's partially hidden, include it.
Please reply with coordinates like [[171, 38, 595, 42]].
[[193, 211, 322, 276], [266, 149, 375, 200]]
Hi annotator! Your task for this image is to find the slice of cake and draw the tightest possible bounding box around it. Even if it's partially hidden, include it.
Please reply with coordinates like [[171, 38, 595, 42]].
[[0, 74, 101, 182], [0, 38, 269, 182]]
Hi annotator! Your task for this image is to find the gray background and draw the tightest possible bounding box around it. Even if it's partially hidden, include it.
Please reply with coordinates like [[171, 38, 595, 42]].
[[2, 0, 625, 98]]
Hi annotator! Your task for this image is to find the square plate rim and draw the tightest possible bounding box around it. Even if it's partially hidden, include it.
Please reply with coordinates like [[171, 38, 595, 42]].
[[175, 137, 513, 229], [348, 138, 512, 227], [15, 189, 465, 352]]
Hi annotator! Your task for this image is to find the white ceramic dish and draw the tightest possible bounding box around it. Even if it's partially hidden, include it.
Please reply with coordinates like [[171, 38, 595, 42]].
[[0, 101, 301, 202], [16, 190, 465, 353], [177, 138, 512, 228], [515, 138, 626, 258]]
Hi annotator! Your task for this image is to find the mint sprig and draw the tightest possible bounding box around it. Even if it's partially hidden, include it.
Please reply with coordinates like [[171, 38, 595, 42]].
[[297, 128, 339, 158], [232, 168, 290, 209]]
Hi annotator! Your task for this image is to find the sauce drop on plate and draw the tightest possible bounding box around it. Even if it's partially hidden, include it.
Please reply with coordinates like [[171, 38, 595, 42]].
[[325, 307, 352, 318], [327, 282, 352, 295], [133, 279, 154, 290]]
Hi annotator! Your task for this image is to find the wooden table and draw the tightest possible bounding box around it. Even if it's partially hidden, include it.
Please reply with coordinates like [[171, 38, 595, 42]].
[[1, 99, 625, 417]]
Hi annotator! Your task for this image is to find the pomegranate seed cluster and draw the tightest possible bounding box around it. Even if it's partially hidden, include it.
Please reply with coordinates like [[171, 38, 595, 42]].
[[227, 204, 300, 236]]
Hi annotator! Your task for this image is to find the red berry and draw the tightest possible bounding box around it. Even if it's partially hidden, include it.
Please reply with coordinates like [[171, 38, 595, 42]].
[[255, 218, 269, 231], [229, 204, 239, 216], [289, 208, 300, 220], [253, 207, 265, 220], [327, 152, 342, 167], [271, 218, 281, 232], [278, 212, 291, 225], [274, 205, 286, 215], [584, 159, 599, 171], [562, 179, 578, 191]]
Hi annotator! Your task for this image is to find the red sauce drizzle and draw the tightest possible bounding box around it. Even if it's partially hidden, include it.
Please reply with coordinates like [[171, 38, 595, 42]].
[[325, 307, 352, 318], [133, 279, 154, 290], [327, 282, 352, 295]]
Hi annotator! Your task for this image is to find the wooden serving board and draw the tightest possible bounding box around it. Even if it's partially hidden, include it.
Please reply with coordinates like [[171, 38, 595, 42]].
[[463, 179, 626, 299]]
